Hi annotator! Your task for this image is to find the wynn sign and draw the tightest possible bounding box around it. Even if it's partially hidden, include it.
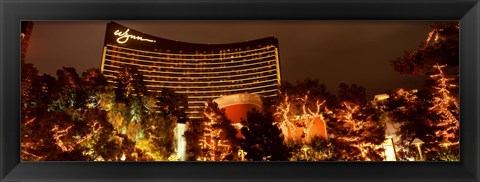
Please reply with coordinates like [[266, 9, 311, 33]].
[[113, 29, 156, 44]]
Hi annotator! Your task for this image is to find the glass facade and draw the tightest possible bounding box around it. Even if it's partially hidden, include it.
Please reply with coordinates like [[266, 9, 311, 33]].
[[100, 22, 281, 120]]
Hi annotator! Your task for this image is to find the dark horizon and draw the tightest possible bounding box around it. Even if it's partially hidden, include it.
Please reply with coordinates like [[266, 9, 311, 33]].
[[23, 21, 454, 98]]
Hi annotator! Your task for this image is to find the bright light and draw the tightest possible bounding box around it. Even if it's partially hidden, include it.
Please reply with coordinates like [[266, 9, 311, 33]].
[[176, 123, 187, 161], [114, 29, 156, 44], [383, 138, 397, 161]]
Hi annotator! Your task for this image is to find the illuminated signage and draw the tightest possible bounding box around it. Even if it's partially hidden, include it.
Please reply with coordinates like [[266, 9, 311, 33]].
[[114, 29, 156, 44]]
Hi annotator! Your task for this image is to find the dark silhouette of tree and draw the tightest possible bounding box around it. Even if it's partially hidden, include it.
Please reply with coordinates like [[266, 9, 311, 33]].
[[37, 74, 59, 108], [82, 68, 108, 94], [184, 119, 205, 161], [47, 67, 85, 111], [280, 78, 335, 109], [385, 89, 434, 160], [21, 62, 40, 120], [240, 109, 290, 161], [156, 88, 188, 123], [81, 68, 108, 109], [114, 66, 148, 103], [337, 83, 367, 106]]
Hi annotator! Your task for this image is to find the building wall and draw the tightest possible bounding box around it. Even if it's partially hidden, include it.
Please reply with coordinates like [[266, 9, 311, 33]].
[[213, 93, 263, 123], [221, 104, 260, 124], [214, 93, 263, 138], [100, 22, 281, 120]]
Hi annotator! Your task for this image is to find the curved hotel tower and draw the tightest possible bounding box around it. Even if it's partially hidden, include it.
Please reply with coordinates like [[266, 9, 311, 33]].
[[100, 22, 282, 120]]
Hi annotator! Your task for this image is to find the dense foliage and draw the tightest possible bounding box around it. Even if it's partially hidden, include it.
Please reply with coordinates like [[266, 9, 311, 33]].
[[21, 64, 180, 161]]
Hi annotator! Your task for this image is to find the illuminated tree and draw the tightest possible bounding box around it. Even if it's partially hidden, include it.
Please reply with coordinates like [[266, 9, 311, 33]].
[[196, 101, 238, 161], [274, 93, 327, 142], [21, 66, 90, 161], [388, 23, 459, 161], [274, 80, 385, 161], [275, 78, 333, 143], [21, 65, 177, 161], [392, 23, 459, 75], [103, 66, 176, 161], [387, 65, 459, 161], [134, 110, 176, 161], [328, 83, 386, 161], [427, 64, 459, 144], [20, 66, 71, 160]]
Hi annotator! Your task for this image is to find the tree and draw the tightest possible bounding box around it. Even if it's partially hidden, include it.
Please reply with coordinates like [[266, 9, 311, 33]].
[[274, 80, 386, 161], [327, 83, 386, 161], [21, 65, 88, 161], [82, 68, 108, 88], [54, 67, 85, 109], [20, 62, 60, 120], [392, 23, 459, 75], [387, 23, 459, 161], [280, 78, 335, 109], [21, 62, 40, 119], [103, 66, 176, 161], [184, 119, 205, 161], [37, 74, 60, 109], [134, 111, 176, 161], [21, 64, 177, 161], [156, 88, 188, 123], [288, 136, 336, 161], [337, 83, 368, 106], [196, 100, 238, 161], [384, 89, 428, 160], [385, 65, 459, 161], [275, 78, 333, 143], [114, 66, 148, 103], [427, 64, 459, 144], [240, 109, 290, 161]]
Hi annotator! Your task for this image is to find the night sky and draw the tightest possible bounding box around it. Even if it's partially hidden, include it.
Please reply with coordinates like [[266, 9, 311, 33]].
[[24, 21, 451, 98]]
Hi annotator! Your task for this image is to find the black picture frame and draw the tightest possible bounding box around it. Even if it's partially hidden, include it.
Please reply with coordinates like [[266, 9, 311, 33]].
[[1, 0, 479, 181]]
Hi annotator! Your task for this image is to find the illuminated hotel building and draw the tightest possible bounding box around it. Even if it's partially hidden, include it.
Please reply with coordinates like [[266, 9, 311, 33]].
[[100, 22, 282, 120]]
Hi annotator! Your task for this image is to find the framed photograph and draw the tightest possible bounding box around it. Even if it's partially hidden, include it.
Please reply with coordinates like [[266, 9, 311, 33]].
[[1, 0, 479, 181]]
